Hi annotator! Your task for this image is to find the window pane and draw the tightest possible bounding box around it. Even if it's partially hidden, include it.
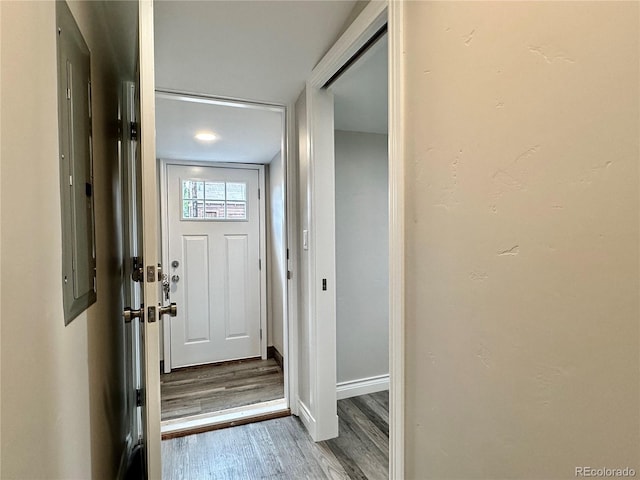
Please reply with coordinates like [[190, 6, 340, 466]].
[[226, 182, 246, 201], [182, 200, 191, 218], [182, 179, 204, 200], [182, 180, 193, 199], [195, 181, 204, 199], [205, 182, 225, 200], [182, 200, 205, 219], [205, 200, 225, 219], [183, 200, 199, 218], [226, 201, 247, 220]]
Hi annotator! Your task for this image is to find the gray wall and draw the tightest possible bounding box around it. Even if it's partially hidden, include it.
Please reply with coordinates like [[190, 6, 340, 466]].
[[267, 151, 285, 355], [403, 2, 639, 478], [295, 90, 311, 408], [335, 130, 389, 383], [1, 1, 133, 477]]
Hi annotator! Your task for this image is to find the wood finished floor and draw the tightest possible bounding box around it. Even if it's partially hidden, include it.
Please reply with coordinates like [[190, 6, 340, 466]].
[[162, 391, 389, 479], [161, 358, 284, 421]]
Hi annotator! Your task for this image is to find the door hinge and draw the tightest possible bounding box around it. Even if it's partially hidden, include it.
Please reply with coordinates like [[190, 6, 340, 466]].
[[132, 256, 144, 283], [259, 259, 261, 270], [260, 328, 262, 340], [258, 188, 261, 200], [286, 248, 289, 260], [287, 270, 292, 280], [135, 388, 144, 407], [130, 121, 138, 141]]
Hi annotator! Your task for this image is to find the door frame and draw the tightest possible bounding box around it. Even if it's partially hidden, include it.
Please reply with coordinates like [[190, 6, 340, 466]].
[[304, 0, 405, 477], [160, 159, 268, 370]]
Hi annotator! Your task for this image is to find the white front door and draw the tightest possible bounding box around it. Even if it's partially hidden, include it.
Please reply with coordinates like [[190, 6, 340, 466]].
[[167, 164, 263, 368]]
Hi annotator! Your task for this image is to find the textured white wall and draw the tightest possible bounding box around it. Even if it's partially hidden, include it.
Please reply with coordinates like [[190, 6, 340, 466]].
[[404, 2, 639, 478], [1, 2, 130, 477], [335, 130, 388, 383]]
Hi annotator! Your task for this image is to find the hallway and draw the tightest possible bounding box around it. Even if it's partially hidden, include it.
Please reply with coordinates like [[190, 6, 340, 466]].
[[161, 358, 284, 421], [161, 392, 389, 479]]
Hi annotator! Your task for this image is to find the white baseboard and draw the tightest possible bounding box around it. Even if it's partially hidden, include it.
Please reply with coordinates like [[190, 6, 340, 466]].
[[336, 374, 389, 400]]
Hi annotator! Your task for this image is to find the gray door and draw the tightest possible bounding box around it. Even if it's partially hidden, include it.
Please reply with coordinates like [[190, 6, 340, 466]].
[[121, 80, 146, 475]]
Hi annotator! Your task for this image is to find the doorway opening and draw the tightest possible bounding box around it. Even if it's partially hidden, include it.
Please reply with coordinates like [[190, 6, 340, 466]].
[[329, 29, 390, 478], [155, 91, 290, 437], [134, 0, 404, 476]]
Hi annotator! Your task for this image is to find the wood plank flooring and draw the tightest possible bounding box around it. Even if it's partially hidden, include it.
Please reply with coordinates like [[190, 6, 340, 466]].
[[162, 391, 389, 479], [161, 358, 284, 421]]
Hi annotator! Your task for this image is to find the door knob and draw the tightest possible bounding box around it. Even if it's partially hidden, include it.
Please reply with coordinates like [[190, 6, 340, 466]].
[[171, 275, 180, 283], [158, 302, 177, 317], [123, 306, 144, 323]]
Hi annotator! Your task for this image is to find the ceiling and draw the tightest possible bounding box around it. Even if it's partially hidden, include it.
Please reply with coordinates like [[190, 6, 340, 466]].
[[154, 0, 358, 105], [155, 95, 283, 164], [153, 0, 359, 164], [331, 33, 388, 135]]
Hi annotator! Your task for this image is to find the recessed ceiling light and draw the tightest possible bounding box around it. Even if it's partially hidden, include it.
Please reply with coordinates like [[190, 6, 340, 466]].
[[195, 132, 217, 142]]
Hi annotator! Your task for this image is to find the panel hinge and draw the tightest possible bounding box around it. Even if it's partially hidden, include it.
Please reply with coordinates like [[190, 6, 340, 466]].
[[135, 388, 144, 407], [130, 121, 138, 141]]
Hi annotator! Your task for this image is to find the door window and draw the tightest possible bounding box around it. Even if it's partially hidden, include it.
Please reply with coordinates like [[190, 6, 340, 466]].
[[181, 179, 247, 221]]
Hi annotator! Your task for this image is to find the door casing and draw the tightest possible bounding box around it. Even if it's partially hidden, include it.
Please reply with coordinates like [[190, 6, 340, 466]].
[[301, 5, 405, 479], [154, 92, 293, 418]]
